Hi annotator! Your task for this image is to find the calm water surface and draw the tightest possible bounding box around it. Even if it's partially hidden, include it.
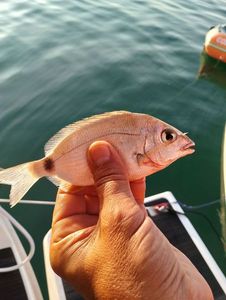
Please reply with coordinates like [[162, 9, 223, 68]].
[[0, 0, 226, 298]]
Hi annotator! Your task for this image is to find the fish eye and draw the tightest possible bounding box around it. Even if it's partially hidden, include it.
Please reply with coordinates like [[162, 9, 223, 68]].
[[161, 129, 177, 143]]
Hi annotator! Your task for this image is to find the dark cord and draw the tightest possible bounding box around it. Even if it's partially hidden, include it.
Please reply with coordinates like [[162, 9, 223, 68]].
[[169, 207, 223, 245], [177, 199, 220, 210], [145, 198, 223, 248]]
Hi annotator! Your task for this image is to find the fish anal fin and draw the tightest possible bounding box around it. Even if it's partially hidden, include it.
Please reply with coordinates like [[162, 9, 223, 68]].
[[47, 176, 61, 187], [48, 176, 79, 193], [59, 180, 74, 192]]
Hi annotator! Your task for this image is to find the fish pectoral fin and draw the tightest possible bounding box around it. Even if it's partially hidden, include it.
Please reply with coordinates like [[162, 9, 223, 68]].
[[137, 153, 149, 166]]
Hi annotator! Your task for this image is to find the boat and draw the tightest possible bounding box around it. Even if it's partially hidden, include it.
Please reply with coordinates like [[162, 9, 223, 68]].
[[43, 191, 226, 300], [0, 205, 43, 300], [204, 24, 226, 63]]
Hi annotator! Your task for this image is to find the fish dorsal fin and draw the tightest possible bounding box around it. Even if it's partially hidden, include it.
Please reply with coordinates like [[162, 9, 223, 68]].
[[45, 122, 80, 156], [44, 111, 130, 156]]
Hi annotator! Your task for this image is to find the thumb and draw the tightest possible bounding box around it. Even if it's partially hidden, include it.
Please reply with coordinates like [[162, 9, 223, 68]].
[[88, 141, 137, 210]]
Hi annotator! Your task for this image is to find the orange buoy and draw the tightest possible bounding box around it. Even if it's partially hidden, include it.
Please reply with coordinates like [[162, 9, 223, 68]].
[[204, 24, 226, 63]]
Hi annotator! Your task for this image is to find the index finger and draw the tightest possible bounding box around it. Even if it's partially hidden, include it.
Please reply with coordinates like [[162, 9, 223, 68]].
[[130, 177, 146, 204], [52, 185, 98, 226]]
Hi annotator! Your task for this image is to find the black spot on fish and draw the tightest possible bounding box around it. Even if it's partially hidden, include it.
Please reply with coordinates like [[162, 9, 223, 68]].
[[44, 158, 54, 171]]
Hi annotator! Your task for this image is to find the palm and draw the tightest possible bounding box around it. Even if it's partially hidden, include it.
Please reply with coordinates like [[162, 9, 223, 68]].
[[51, 179, 145, 245]]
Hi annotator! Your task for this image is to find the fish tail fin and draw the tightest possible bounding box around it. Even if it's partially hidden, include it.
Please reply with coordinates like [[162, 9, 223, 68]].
[[0, 162, 41, 207]]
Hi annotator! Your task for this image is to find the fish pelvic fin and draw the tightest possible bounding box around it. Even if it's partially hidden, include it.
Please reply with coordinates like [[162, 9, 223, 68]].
[[0, 162, 41, 207]]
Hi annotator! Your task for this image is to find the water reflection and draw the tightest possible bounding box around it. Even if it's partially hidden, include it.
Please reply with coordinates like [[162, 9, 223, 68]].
[[198, 50, 226, 89]]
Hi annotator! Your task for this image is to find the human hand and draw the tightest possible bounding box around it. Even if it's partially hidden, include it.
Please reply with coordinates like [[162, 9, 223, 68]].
[[50, 141, 213, 300]]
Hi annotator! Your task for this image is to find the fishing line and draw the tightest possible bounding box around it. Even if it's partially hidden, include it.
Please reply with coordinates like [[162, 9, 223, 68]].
[[0, 196, 222, 268], [0, 198, 220, 208], [169, 207, 223, 246], [144, 198, 220, 209], [174, 199, 223, 245], [213, 58, 221, 69], [176, 199, 220, 210], [166, 77, 198, 104], [145, 198, 223, 247]]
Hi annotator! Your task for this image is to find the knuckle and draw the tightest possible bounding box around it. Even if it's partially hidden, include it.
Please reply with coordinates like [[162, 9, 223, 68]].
[[101, 202, 139, 233], [97, 173, 121, 185], [95, 174, 130, 201], [93, 162, 127, 187], [103, 204, 125, 225]]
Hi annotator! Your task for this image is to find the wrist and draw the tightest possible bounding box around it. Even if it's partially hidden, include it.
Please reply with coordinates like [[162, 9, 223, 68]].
[[89, 262, 146, 300]]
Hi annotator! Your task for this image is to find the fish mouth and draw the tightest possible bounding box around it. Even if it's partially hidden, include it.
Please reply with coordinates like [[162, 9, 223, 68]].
[[182, 142, 196, 153]]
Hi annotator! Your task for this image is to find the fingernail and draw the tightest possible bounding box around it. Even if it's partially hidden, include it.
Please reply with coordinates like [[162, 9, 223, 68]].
[[89, 142, 111, 166]]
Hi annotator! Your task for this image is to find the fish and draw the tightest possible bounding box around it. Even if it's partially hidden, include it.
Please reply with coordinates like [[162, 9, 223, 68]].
[[0, 111, 195, 207]]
